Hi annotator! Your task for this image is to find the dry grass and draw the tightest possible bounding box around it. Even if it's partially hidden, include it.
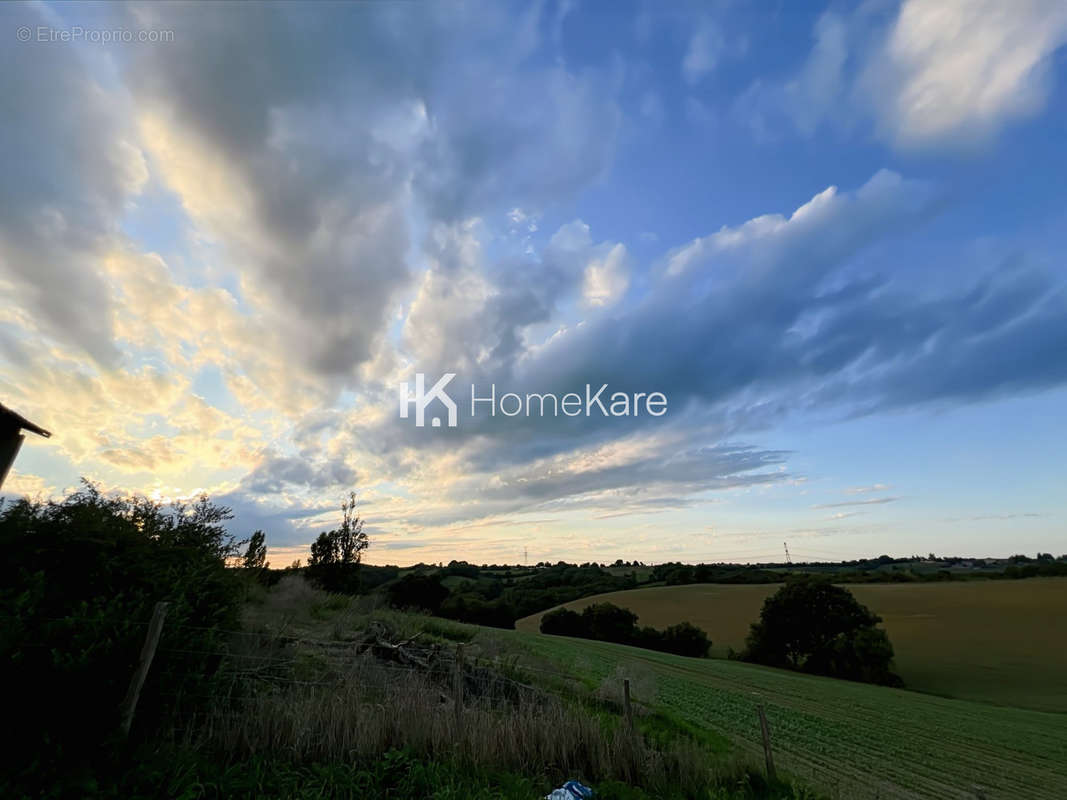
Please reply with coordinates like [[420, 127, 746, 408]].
[[169, 575, 762, 796], [175, 652, 718, 795]]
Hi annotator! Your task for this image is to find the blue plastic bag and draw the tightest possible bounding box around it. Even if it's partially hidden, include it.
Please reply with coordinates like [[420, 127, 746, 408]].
[[544, 780, 594, 800]]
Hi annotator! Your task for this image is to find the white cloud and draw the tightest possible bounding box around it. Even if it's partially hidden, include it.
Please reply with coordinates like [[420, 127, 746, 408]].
[[845, 483, 890, 495], [868, 0, 1067, 148], [683, 18, 723, 84], [813, 497, 901, 509], [742, 0, 1067, 150], [582, 243, 629, 308], [785, 12, 849, 135]]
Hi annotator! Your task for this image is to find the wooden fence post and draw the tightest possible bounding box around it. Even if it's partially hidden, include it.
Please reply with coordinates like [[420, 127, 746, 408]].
[[757, 703, 776, 781], [453, 643, 465, 732], [623, 678, 634, 731], [119, 601, 169, 737]]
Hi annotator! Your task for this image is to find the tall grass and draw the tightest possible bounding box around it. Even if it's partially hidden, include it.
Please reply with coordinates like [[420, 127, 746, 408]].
[[176, 658, 720, 796], [191, 576, 806, 798]]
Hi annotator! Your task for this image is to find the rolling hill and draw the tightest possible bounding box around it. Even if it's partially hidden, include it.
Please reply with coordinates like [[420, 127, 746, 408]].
[[515, 578, 1067, 712]]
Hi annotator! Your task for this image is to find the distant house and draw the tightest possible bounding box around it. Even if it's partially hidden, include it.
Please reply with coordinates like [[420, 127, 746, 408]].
[[0, 402, 52, 490]]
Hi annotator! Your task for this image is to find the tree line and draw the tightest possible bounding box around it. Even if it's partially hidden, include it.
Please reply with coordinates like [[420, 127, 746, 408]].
[[540, 602, 712, 658]]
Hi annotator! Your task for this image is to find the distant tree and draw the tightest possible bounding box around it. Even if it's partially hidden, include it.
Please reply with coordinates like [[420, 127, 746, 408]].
[[309, 532, 335, 568], [582, 602, 639, 641], [242, 529, 268, 570], [661, 621, 712, 658], [744, 578, 902, 686], [307, 492, 368, 593], [541, 603, 712, 658], [540, 607, 587, 637], [386, 572, 448, 613]]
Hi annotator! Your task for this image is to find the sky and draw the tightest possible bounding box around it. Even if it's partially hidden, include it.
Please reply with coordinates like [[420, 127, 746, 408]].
[[2, 0, 1066, 567]]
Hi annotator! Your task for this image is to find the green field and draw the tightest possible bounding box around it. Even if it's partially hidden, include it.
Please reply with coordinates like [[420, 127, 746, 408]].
[[516, 578, 1067, 712], [242, 577, 1067, 799], [507, 630, 1067, 800]]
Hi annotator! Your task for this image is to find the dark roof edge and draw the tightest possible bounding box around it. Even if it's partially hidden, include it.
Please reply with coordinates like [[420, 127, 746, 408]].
[[0, 403, 52, 438]]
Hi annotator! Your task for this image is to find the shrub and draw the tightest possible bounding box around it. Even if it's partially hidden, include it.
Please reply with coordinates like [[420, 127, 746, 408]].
[[0, 481, 244, 791], [387, 572, 449, 613], [541, 607, 586, 637], [660, 622, 712, 658]]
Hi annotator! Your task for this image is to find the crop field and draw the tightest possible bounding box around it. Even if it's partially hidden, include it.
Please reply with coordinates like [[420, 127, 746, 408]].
[[508, 631, 1067, 800], [515, 578, 1067, 712]]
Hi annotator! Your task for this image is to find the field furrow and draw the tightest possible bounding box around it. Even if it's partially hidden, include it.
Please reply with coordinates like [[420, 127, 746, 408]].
[[513, 632, 1067, 800]]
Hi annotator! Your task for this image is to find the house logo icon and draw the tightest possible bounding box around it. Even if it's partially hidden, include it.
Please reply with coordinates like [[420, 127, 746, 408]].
[[399, 373, 458, 427]]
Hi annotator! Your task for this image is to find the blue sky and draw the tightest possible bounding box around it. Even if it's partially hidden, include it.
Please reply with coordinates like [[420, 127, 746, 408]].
[[2, 0, 1065, 565]]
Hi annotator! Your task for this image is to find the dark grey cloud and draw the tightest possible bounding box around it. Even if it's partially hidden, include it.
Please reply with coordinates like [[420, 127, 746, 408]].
[[9, 1, 1065, 544], [337, 168, 1067, 527], [0, 4, 142, 364], [376, 437, 790, 531], [510, 177, 1066, 429], [215, 489, 331, 548], [360, 171, 937, 455], [239, 451, 358, 496], [114, 0, 620, 380]]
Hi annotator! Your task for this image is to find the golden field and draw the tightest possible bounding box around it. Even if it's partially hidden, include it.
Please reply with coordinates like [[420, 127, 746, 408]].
[[516, 577, 1067, 712]]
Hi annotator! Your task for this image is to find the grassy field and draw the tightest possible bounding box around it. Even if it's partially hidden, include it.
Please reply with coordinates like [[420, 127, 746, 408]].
[[241, 577, 1067, 799], [515, 578, 1067, 712], [237, 577, 815, 799], [507, 631, 1067, 800]]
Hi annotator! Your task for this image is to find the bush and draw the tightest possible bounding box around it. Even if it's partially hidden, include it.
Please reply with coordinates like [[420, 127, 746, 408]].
[[0, 482, 244, 792], [387, 572, 449, 613], [660, 622, 712, 658], [541, 607, 586, 637]]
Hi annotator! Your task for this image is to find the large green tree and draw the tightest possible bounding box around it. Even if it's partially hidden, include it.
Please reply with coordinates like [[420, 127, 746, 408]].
[[307, 492, 368, 592], [743, 578, 902, 686]]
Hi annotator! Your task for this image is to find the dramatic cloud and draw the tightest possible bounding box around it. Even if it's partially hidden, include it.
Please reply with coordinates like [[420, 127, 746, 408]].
[[119, 0, 620, 380], [0, 3, 146, 364], [3, 1, 1065, 563]]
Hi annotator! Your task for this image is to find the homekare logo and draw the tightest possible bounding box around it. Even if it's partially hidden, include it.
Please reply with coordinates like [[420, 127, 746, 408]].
[[399, 373, 668, 427], [399, 373, 458, 428]]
